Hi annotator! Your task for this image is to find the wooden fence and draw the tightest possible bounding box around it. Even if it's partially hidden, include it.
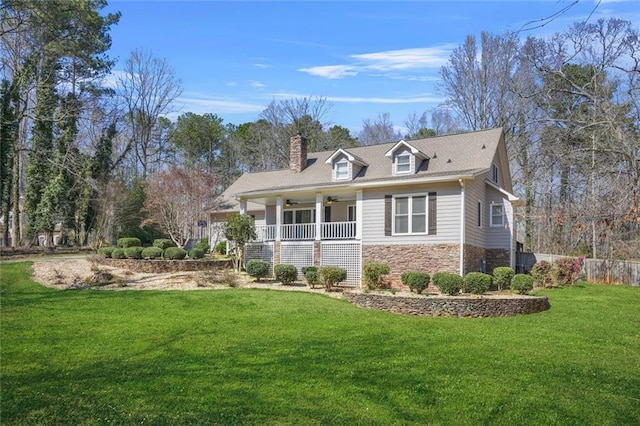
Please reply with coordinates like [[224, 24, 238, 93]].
[[518, 253, 640, 286]]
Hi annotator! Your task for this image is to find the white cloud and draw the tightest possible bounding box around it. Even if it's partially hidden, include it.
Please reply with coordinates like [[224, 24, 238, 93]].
[[271, 92, 443, 105], [226, 81, 237, 87], [249, 80, 266, 89], [174, 95, 265, 115], [299, 45, 454, 79], [253, 63, 269, 68]]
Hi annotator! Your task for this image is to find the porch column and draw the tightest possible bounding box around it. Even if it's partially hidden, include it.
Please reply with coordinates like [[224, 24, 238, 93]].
[[275, 197, 283, 241], [356, 190, 363, 240], [315, 193, 322, 241], [239, 199, 247, 215]]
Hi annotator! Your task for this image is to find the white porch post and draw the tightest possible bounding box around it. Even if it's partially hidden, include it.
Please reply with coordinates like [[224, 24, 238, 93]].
[[275, 197, 283, 241], [239, 199, 247, 215], [356, 190, 363, 240], [459, 179, 465, 276], [315, 193, 322, 240]]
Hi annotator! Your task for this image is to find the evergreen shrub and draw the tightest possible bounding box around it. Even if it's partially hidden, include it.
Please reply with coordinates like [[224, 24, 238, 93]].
[[189, 248, 205, 259], [117, 237, 141, 248], [401, 272, 430, 294], [124, 246, 144, 259], [464, 272, 492, 294], [302, 266, 318, 288], [215, 241, 227, 255], [432, 272, 463, 295], [153, 239, 176, 250], [164, 247, 187, 260], [245, 259, 270, 282], [274, 264, 297, 285], [97, 247, 115, 258], [111, 248, 125, 259], [363, 261, 390, 290], [141, 246, 163, 259], [511, 274, 534, 294], [318, 266, 347, 291], [493, 267, 515, 290], [194, 238, 209, 253]]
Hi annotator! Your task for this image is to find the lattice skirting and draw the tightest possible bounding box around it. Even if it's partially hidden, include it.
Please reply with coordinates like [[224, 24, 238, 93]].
[[320, 241, 362, 287], [244, 242, 274, 273], [280, 242, 315, 278]]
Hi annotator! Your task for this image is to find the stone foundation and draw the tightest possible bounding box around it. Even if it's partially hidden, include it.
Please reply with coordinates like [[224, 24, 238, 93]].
[[362, 243, 459, 287], [98, 258, 232, 273], [344, 292, 550, 317], [486, 249, 510, 274], [464, 244, 486, 275]]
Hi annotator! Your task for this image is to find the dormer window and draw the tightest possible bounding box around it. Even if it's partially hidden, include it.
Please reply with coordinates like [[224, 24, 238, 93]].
[[395, 154, 411, 174], [335, 160, 349, 180], [385, 140, 429, 176]]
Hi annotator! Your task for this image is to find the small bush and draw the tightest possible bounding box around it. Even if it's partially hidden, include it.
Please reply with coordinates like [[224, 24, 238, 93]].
[[464, 272, 492, 294], [401, 272, 430, 294], [553, 257, 584, 286], [117, 237, 141, 248], [215, 240, 227, 255], [318, 266, 347, 291], [363, 261, 390, 290], [275, 264, 297, 285], [511, 274, 534, 294], [245, 259, 270, 282], [153, 239, 176, 250], [531, 260, 553, 288], [194, 237, 210, 253], [493, 266, 514, 291], [97, 247, 115, 258], [124, 246, 144, 259], [164, 247, 187, 260], [432, 272, 464, 296], [189, 248, 205, 259], [141, 246, 163, 259], [111, 248, 125, 259], [302, 266, 318, 288]]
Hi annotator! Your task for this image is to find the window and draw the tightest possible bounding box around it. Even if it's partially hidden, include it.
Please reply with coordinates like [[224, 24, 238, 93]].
[[347, 205, 356, 222], [490, 203, 504, 227], [394, 195, 427, 234], [477, 201, 482, 228], [283, 209, 316, 224], [335, 160, 349, 180], [492, 163, 499, 183], [395, 154, 411, 174]]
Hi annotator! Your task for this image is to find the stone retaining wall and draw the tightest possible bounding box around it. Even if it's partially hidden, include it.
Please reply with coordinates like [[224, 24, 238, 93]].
[[343, 292, 550, 317], [98, 258, 232, 273]]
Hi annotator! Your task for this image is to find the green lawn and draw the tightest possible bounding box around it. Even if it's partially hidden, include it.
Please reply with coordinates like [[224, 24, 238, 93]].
[[1, 262, 639, 425]]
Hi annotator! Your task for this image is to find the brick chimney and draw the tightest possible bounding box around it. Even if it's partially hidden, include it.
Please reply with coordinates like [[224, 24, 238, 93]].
[[289, 133, 308, 172]]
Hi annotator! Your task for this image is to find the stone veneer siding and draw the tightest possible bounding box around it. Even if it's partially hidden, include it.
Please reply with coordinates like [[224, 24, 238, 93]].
[[486, 248, 510, 274], [344, 292, 550, 317], [362, 243, 459, 287], [463, 244, 486, 275], [99, 258, 232, 273]]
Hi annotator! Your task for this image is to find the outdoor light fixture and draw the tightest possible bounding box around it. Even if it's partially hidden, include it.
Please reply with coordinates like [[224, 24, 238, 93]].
[[285, 199, 292, 207], [326, 197, 336, 205]]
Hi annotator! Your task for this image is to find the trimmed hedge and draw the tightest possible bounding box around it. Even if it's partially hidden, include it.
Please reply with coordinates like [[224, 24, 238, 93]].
[[318, 266, 347, 291], [464, 272, 492, 294], [274, 264, 297, 285], [97, 247, 115, 258], [117, 237, 141, 248], [493, 267, 515, 291], [432, 272, 464, 296], [246, 259, 270, 282], [141, 246, 163, 259], [302, 266, 318, 288], [188, 248, 205, 259], [511, 274, 534, 294], [194, 238, 209, 254], [215, 241, 227, 255], [153, 239, 176, 250], [164, 247, 187, 260], [401, 272, 430, 294], [363, 261, 390, 290], [124, 246, 144, 259], [111, 248, 125, 259]]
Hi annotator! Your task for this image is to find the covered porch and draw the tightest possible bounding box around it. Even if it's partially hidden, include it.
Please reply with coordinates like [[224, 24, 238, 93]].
[[238, 189, 363, 242]]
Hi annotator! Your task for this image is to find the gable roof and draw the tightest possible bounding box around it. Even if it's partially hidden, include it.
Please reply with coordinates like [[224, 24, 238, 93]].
[[216, 128, 507, 211], [325, 148, 368, 166], [384, 140, 429, 160]]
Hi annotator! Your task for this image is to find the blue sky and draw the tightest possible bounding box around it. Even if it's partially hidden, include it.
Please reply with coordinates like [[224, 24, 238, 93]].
[[104, 0, 640, 134]]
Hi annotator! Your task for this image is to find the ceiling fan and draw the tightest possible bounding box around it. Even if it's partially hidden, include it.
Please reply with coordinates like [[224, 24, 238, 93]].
[[285, 199, 298, 207]]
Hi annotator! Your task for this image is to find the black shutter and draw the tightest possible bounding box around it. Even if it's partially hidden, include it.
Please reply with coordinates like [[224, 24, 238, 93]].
[[384, 195, 392, 236], [428, 192, 437, 235]]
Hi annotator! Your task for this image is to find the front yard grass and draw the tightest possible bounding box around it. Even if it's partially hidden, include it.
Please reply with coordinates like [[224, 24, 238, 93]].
[[1, 262, 639, 425]]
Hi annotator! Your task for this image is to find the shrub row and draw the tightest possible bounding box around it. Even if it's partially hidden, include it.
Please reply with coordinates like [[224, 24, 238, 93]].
[[99, 238, 205, 260], [531, 258, 584, 287], [244, 261, 348, 292]]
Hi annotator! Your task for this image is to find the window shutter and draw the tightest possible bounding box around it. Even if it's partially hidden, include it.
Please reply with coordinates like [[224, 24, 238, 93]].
[[428, 192, 437, 235], [384, 195, 392, 236]]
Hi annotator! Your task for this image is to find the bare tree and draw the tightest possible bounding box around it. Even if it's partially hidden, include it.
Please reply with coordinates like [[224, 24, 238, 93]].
[[359, 112, 402, 145], [118, 48, 182, 179]]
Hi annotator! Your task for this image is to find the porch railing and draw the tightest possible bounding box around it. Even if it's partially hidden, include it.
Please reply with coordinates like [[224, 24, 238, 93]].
[[253, 222, 357, 241]]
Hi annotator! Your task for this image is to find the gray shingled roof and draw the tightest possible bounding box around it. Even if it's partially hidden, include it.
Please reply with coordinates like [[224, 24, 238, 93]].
[[217, 128, 504, 211]]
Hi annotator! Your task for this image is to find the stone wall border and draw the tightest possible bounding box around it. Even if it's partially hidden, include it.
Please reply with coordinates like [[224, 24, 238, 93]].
[[343, 291, 550, 317], [97, 257, 232, 273]]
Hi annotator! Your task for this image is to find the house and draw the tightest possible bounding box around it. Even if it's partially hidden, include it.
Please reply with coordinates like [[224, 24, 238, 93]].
[[210, 128, 521, 287]]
